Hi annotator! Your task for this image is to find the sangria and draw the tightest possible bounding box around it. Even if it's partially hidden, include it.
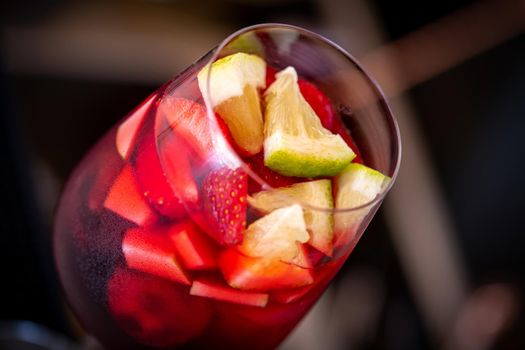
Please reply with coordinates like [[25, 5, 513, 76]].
[[54, 24, 401, 349]]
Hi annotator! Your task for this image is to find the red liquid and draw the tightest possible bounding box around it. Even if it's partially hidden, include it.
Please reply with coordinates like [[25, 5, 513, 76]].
[[54, 75, 362, 349]]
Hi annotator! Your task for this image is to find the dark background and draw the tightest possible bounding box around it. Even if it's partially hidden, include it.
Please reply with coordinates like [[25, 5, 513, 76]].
[[1, 0, 524, 349]]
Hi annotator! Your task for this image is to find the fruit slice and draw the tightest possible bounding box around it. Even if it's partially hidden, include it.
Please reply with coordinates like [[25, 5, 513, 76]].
[[334, 163, 390, 246], [219, 249, 314, 291], [202, 167, 248, 246], [108, 268, 211, 347], [198, 53, 265, 155], [267, 66, 337, 135], [134, 128, 197, 219], [247, 152, 300, 193], [103, 165, 157, 226], [116, 93, 157, 159], [168, 221, 218, 270], [271, 285, 313, 304], [248, 180, 334, 256], [122, 227, 191, 285], [298, 79, 335, 130], [263, 67, 355, 177], [190, 276, 269, 307], [239, 204, 309, 265], [158, 96, 213, 162]]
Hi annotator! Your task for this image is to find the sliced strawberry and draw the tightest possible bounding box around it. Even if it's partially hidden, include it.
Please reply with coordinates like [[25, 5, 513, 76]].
[[168, 221, 218, 270], [190, 276, 269, 307], [219, 249, 314, 292], [202, 167, 248, 246], [116, 93, 157, 160], [122, 227, 191, 285], [103, 165, 157, 226], [107, 267, 211, 347], [134, 127, 197, 219], [298, 79, 335, 130], [158, 96, 213, 162], [247, 152, 300, 193]]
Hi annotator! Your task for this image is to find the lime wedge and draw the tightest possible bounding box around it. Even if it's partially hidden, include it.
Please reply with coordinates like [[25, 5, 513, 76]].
[[198, 53, 266, 155], [334, 163, 390, 245], [239, 204, 309, 265], [248, 180, 334, 256], [263, 67, 355, 177]]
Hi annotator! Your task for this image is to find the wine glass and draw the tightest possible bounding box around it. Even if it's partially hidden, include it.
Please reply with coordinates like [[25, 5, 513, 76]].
[[53, 23, 401, 349]]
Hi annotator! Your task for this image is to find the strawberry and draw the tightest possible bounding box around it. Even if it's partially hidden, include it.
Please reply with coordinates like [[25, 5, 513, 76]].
[[298, 79, 335, 130], [202, 167, 248, 246], [247, 152, 300, 193]]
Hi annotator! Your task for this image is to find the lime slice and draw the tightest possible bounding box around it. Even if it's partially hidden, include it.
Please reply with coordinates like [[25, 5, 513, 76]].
[[248, 180, 334, 256], [334, 163, 390, 246], [198, 53, 266, 155], [263, 67, 355, 177], [239, 204, 309, 265]]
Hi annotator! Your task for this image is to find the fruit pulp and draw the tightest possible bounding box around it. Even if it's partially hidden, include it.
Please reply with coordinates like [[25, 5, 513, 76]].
[[54, 65, 374, 349]]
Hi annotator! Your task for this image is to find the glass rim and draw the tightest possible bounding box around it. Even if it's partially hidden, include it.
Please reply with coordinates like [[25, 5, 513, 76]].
[[202, 23, 402, 213]]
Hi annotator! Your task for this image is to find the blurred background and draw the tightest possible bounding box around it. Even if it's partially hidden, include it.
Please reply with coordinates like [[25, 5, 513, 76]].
[[1, 0, 524, 349]]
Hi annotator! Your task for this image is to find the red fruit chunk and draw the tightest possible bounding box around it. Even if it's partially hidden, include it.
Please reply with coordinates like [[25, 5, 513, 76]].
[[107, 268, 211, 347], [122, 227, 191, 285], [134, 128, 197, 219], [247, 152, 300, 193], [219, 249, 314, 291], [298, 79, 335, 130], [304, 244, 327, 266], [103, 165, 157, 226], [265, 66, 277, 88], [271, 285, 313, 304], [331, 117, 363, 163], [190, 276, 269, 307], [116, 93, 157, 160], [169, 221, 218, 270], [202, 167, 248, 246], [158, 96, 213, 162]]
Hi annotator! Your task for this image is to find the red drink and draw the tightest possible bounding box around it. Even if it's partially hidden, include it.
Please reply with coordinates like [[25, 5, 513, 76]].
[[54, 24, 400, 349]]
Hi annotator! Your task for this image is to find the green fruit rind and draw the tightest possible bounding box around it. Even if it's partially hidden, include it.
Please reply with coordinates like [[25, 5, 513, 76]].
[[248, 180, 334, 256], [264, 136, 354, 177], [263, 67, 355, 178], [198, 52, 266, 107], [334, 163, 390, 243]]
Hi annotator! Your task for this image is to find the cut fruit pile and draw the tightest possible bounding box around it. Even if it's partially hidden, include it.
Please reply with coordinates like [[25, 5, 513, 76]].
[[105, 51, 391, 324]]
